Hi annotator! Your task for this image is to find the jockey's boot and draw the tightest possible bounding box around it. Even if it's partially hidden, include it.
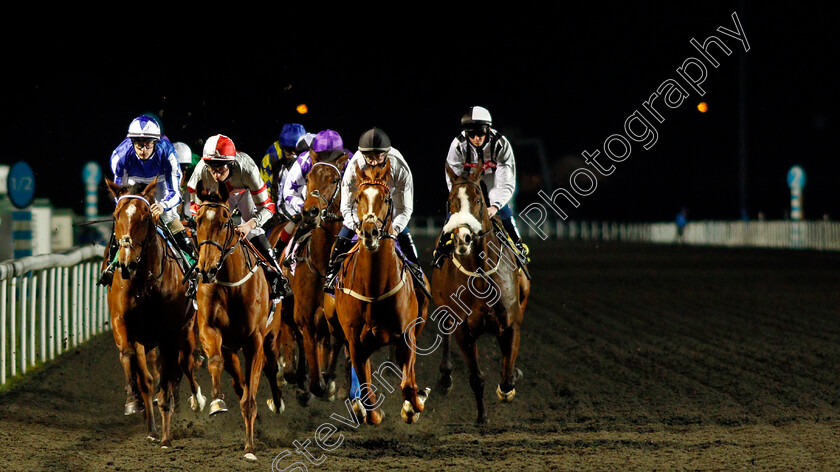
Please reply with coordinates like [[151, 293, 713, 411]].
[[252, 233, 292, 302], [173, 229, 197, 265], [396, 230, 425, 281], [173, 230, 198, 297], [323, 235, 354, 294], [431, 232, 455, 269], [98, 233, 118, 286], [502, 217, 530, 264]]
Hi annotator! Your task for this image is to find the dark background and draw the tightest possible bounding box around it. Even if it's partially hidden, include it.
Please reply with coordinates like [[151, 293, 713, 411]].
[[4, 2, 837, 223]]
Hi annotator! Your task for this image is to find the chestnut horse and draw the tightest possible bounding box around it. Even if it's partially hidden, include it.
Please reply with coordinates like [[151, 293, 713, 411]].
[[280, 150, 351, 405], [331, 160, 430, 425], [432, 163, 530, 424], [193, 182, 285, 462], [105, 178, 205, 449]]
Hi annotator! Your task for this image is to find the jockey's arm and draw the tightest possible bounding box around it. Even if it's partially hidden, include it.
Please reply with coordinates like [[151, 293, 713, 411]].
[[444, 138, 465, 191], [391, 156, 414, 234], [487, 140, 516, 210]]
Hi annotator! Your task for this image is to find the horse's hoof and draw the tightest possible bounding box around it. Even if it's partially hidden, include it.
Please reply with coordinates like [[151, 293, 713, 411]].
[[437, 375, 453, 395], [209, 399, 228, 416], [514, 367, 523, 381], [189, 387, 207, 412], [419, 387, 431, 405], [124, 401, 144, 416], [296, 389, 313, 407], [401, 400, 420, 424], [351, 399, 367, 424], [496, 384, 516, 403], [244, 452, 257, 462], [147, 433, 160, 442], [161, 440, 172, 451], [476, 415, 489, 425], [267, 397, 285, 414]]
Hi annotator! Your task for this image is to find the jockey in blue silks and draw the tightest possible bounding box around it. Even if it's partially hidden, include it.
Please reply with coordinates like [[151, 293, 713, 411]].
[[98, 115, 198, 286]]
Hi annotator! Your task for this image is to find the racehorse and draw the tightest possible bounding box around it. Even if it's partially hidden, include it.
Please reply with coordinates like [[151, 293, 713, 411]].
[[104, 178, 205, 449], [432, 163, 530, 424], [280, 149, 350, 405], [193, 182, 286, 462], [331, 160, 431, 425]]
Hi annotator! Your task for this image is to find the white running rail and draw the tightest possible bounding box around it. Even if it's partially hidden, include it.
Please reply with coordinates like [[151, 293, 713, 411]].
[[0, 244, 108, 386]]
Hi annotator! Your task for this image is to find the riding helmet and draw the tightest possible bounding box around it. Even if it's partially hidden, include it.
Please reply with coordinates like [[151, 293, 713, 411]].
[[358, 127, 391, 153], [127, 115, 162, 140], [279, 123, 306, 148], [312, 129, 344, 153], [460, 106, 492, 131], [202, 134, 237, 163]]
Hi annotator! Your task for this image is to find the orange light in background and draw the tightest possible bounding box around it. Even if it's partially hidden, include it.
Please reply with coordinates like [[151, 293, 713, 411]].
[[697, 102, 708, 113], [296, 104, 308, 115]]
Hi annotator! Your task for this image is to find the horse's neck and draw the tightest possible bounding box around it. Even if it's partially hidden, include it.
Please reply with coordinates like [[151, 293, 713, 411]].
[[220, 242, 252, 279], [358, 238, 399, 285]]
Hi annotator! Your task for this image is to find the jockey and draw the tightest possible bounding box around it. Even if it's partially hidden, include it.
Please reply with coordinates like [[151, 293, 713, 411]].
[[260, 123, 313, 251], [187, 134, 292, 302], [324, 127, 423, 293], [432, 105, 530, 267], [278, 129, 352, 258], [173, 141, 200, 221], [98, 115, 198, 286]]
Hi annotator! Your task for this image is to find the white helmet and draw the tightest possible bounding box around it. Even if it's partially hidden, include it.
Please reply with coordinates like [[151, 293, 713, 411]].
[[127, 115, 162, 140], [173, 142, 193, 165]]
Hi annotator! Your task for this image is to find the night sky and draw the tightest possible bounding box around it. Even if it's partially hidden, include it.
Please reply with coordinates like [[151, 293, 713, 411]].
[[4, 2, 838, 224]]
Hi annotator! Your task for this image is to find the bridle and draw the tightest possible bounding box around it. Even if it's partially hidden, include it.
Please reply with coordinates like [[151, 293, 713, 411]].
[[356, 177, 394, 242], [305, 162, 343, 227], [113, 194, 160, 277], [447, 179, 493, 240], [196, 201, 246, 279]]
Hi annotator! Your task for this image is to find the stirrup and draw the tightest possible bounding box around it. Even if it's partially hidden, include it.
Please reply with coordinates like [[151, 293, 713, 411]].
[[515, 242, 531, 264]]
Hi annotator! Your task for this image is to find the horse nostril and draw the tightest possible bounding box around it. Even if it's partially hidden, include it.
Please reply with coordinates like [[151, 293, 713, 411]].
[[371, 228, 380, 239], [128, 261, 138, 271], [464, 234, 472, 245]]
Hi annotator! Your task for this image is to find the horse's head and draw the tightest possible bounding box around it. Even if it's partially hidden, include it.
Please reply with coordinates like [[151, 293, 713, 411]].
[[106, 178, 158, 279], [354, 159, 392, 252], [194, 181, 234, 283], [443, 163, 489, 256], [301, 149, 349, 227]]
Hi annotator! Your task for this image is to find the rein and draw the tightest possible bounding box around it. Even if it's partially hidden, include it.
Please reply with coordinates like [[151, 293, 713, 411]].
[[196, 202, 255, 285]]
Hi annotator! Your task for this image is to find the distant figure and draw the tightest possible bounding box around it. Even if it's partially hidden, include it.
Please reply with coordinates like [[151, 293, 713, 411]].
[[676, 207, 688, 244]]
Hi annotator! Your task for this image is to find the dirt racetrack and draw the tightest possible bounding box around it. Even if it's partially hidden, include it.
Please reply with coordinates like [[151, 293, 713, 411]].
[[2, 237, 839, 471]]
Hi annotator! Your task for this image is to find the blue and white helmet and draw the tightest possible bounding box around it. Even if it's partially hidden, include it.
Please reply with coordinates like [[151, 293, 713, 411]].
[[127, 115, 162, 140]]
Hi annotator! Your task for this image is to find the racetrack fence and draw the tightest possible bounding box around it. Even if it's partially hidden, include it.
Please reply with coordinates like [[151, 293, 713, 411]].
[[408, 217, 840, 251], [0, 244, 108, 386]]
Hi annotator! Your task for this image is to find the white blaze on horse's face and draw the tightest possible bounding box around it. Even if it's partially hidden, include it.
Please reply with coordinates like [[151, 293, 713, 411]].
[[359, 187, 383, 251], [205, 209, 216, 221], [443, 187, 483, 256], [122, 202, 138, 260]]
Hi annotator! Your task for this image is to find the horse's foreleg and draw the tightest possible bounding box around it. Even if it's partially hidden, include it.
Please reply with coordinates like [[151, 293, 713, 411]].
[[456, 329, 487, 425], [156, 344, 182, 449], [242, 335, 265, 461], [262, 330, 285, 415], [396, 334, 426, 424], [298, 321, 326, 402], [348, 345, 382, 425], [437, 331, 453, 394], [496, 321, 522, 403], [200, 326, 227, 416], [181, 318, 205, 413], [134, 343, 159, 439], [114, 325, 143, 417], [222, 348, 245, 399]]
